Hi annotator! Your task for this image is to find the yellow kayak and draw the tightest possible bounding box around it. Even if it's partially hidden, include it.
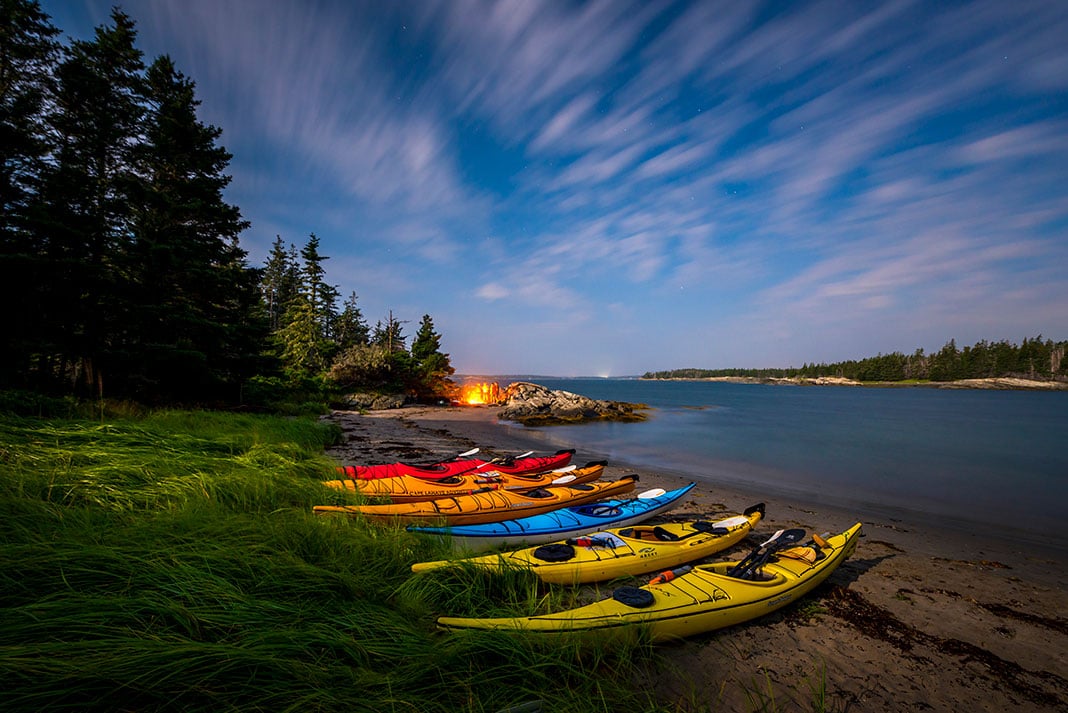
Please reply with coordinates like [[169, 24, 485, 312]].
[[320, 461, 606, 503], [437, 522, 862, 641], [412, 503, 765, 584], [313, 475, 639, 526]]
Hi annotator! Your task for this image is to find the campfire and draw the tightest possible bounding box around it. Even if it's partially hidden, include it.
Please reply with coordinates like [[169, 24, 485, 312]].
[[457, 382, 502, 405]]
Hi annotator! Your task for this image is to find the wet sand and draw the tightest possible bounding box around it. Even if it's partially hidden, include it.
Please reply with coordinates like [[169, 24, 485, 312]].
[[324, 405, 1068, 711]]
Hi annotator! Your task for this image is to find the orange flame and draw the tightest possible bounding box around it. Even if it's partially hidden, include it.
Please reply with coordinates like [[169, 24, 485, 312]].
[[459, 382, 501, 405]]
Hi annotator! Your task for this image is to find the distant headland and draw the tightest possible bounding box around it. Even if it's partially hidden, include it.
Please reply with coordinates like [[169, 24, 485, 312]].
[[642, 336, 1068, 390], [642, 374, 1068, 390]]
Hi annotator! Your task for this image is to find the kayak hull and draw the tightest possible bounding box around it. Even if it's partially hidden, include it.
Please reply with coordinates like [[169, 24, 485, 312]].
[[407, 483, 697, 552], [338, 449, 575, 480], [313, 475, 639, 526], [437, 523, 862, 641], [411, 503, 765, 584], [322, 461, 606, 503]]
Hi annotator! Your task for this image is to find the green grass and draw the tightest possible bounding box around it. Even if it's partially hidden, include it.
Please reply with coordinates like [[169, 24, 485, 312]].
[[0, 405, 667, 712], [1, 402, 844, 712]]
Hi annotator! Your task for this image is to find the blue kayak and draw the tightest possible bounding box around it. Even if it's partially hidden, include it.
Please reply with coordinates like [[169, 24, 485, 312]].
[[406, 483, 696, 552]]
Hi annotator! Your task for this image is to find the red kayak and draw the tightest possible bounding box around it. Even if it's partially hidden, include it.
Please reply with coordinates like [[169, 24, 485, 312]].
[[336, 448, 576, 480]]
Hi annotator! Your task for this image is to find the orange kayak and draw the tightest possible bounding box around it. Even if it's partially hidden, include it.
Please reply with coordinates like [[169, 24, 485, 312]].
[[312, 475, 639, 526]]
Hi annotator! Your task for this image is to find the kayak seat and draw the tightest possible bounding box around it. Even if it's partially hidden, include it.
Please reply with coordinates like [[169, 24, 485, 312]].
[[533, 543, 576, 562], [653, 526, 680, 542], [616, 528, 661, 542], [613, 586, 655, 609], [525, 488, 554, 499], [777, 545, 825, 563], [618, 527, 681, 542], [692, 521, 730, 535], [586, 505, 621, 516]]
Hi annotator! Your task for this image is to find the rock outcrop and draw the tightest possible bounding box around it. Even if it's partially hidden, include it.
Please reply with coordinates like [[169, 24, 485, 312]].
[[497, 381, 648, 426], [338, 392, 409, 410]]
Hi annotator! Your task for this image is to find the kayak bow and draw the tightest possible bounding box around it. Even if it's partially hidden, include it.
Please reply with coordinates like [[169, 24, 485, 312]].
[[412, 503, 765, 584], [437, 522, 862, 641]]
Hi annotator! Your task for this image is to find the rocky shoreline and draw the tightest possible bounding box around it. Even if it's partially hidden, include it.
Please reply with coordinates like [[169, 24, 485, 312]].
[[323, 404, 1068, 712], [497, 380, 648, 425], [647, 375, 1068, 390]]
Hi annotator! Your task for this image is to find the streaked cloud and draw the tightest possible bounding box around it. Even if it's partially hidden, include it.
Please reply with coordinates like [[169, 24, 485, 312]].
[[42, 0, 1068, 374]]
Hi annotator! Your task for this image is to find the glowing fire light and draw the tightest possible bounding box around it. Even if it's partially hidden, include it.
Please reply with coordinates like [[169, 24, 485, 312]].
[[459, 382, 501, 405]]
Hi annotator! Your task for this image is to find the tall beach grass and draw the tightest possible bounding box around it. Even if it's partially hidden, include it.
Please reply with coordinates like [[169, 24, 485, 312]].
[[0, 406, 663, 712]]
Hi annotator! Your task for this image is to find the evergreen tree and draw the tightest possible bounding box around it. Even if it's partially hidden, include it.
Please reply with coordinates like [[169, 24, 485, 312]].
[[0, 0, 60, 386], [929, 339, 960, 381], [124, 54, 258, 402], [261, 235, 300, 331], [275, 298, 324, 377], [334, 291, 369, 350], [299, 233, 338, 339], [905, 348, 927, 380], [267, 233, 339, 372], [991, 340, 1015, 377], [33, 8, 144, 395], [409, 314, 455, 397], [367, 312, 409, 389], [371, 312, 407, 353]]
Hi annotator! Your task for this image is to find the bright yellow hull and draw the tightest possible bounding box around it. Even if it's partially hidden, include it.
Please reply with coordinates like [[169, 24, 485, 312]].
[[437, 522, 862, 641], [412, 504, 764, 584]]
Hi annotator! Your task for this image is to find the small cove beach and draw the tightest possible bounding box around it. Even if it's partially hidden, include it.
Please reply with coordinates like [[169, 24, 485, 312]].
[[325, 389, 1068, 711]]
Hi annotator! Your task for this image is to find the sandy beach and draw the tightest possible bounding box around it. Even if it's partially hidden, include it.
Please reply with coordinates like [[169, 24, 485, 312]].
[[324, 405, 1068, 711]]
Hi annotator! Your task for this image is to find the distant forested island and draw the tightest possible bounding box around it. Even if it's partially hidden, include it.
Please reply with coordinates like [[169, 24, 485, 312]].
[[643, 336, 1068, 384]]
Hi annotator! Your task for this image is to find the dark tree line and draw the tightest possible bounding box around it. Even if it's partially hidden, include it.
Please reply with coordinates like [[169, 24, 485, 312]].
[[643, 336, 1068, 383], [1, 2, 452, 406]]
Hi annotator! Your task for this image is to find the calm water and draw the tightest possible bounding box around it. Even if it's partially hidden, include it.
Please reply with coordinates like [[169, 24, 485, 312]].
[[491, 378, 1068, 546]]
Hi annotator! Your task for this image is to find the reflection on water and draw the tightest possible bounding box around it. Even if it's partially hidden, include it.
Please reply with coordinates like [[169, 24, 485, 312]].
[[493, 378, 1068, 544]]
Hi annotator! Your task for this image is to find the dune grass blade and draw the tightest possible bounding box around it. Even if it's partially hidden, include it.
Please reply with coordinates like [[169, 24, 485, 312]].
[[0, 408, 666, 712]]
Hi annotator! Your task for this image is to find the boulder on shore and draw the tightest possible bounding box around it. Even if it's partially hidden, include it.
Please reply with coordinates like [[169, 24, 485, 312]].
[[497, 381, 648, 426], [339, 392, 409, 410]]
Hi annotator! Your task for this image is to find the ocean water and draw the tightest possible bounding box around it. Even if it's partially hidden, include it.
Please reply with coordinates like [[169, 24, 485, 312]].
[[490, 378, 1068, 546]]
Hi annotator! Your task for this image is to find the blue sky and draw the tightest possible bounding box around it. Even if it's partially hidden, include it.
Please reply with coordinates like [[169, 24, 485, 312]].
[[42, 1, 1068, 376]]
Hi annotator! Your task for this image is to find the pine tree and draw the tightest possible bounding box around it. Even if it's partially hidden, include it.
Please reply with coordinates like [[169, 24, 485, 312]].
[[125, 54, 258, 402], [410, 314, 455, 397], [275, 298, 324, 377], [334, 291, 369, 350], [929, 339, 960, 382], [372, 312, 407, 353], [410, 314, 442, 363], [265, 233, 340, 374], [261, 235, 299, 331], [34, 8, 144, 396], [0, 0, 60, 386], [299, 233, 338, 340]]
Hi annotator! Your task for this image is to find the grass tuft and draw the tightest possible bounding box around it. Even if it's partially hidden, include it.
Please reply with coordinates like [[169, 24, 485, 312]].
[[0, 405, 664, 712]]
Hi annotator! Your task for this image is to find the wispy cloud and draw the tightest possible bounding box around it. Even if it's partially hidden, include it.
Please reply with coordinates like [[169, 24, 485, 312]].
[[49, 0, 1068, 372], [427, 0, 657, 136]]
